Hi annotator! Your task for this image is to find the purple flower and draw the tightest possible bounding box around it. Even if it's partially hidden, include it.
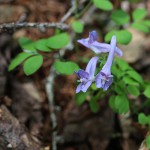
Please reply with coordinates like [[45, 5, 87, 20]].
[[95, 35, 117, 91], [77, 31, 123, 57], [75, 56, 99, 93]]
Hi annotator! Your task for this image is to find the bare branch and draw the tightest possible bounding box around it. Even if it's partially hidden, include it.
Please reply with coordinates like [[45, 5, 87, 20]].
[[45, 67, 57, 150], [0, 22, 69, 31]]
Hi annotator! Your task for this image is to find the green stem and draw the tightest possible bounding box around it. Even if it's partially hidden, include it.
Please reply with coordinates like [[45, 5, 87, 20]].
[[76, 0, 93, 19]]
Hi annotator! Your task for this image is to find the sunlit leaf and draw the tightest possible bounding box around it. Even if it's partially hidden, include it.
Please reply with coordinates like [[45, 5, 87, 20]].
[[23, 55, 43, 75], [8, 52, 33, 71], [132, 22, 149, 33], [35, 39, 51, 52], [93, 0, 113, 11], [105, 30, 132, 44], [47, 33, 70, 49], [132, 8, 147, 21], [54, 61, 79, 75], [72, 21, 84, 33]]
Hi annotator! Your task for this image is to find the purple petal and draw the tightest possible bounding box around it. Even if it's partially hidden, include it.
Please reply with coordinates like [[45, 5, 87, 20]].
[[76, 83, 82, 93], [92, 42, 123, 57], [103, 78, 113, 91], [102, 35, 116, 74], [95, 72, 113, 90], [88, 31, 98, 44], [77, 38, 90, 49], [85, 56, 99, 78], [75, 69, 89, 79], [81, 81, 92, 92]]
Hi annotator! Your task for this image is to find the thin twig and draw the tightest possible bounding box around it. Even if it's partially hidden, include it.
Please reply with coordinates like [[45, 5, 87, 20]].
[[60, 0, 76, 23], [45, 67, 57, 150], [0, 22, 69, 31]]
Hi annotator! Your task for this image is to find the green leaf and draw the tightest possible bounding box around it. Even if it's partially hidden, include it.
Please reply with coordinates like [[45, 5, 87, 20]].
[[127, 85, 140, 97], [126, 70, 143, 83], [75, 92, 87, 105], [146, 135, 150, 149], [89, 98, 99, 113], [19, 37, 37, 52], [141, 20, 150, 27], [47, 33, 70, 49], [72, 21, 84, 33], [115, 95, 129, 114], [23, 55, 43, 75], [116, 58, 129, 71], [111, 9, 130, 25], [93, 0, 113, 11], [35, 39, 51, 52], [123, 76, 139, 86], [19, 37, 33, 46], [8, 52, 33, 71], [138, 113, 149, 125], [132, 8, 147, 21], [109, 95, 117, 112], [105, 30, 132, 45], [132, 22, 149, 33], [54, 61, 79, 75], [144, 85, 150, 98]]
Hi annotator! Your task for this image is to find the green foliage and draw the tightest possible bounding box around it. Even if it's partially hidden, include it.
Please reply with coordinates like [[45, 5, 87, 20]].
[[105, 30, 132, 44], [109, 95, 117, 112], [109, 95, 129, 114], [89, 97, 99, 113], [8, 52, 33, 71], [126, 70, 143, 83], [138, 113, 149, 125], [72, 21, 84, 33], [146, 135, 150, 149], [132, 23, 149, 33], [115, 95, 129, 114], [141, 20, 150, 27], [144, 85, 150, 99], [23, 55, 43, 75], [127, 85, 140, 97], [54, 61, 79, 75], [132, 8, 147, 22], [35, 39, 51, 52], [19, 37, 37, 52], [93, 0, 113, 11], [111, 9, 130, 25], [116, 58, 129, 71], [75, 92, 87, 105], [47, 33, 70, 49]]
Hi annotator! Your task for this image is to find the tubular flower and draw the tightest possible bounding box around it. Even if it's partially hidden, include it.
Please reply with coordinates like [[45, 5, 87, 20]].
[[95, 35, 117, 91], [77, 31, 123, 57], [75, 56, 99, 93]]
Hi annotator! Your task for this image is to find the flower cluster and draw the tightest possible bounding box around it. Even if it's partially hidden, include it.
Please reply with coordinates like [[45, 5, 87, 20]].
[[75, 31, 123, 93]]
